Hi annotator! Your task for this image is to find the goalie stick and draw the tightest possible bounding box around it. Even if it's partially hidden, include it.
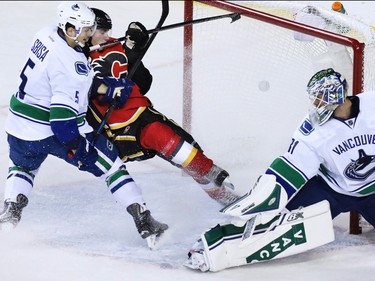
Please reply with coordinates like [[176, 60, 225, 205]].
[[184, 200, 334, 272]]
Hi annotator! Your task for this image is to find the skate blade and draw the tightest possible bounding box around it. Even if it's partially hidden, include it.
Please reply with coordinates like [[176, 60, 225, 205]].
[[146, 234, 157, 250], [145, 223, 169, 250], [0, 222, 15, 232], [222, 177, 235, 190]]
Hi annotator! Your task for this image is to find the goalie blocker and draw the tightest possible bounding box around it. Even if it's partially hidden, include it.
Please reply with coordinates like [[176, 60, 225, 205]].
[[184, 200, 334, 272]]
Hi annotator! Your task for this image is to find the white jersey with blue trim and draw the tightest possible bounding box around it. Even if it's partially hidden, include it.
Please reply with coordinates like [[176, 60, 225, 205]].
[[283, 91, 375, 197], [6, 25, 94, 141]]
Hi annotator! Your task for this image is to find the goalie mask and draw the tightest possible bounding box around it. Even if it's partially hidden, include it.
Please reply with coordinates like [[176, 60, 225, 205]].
[[307, 68, 347, 126]]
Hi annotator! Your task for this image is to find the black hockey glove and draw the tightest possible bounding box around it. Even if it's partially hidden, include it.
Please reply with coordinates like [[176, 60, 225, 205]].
[[102, 76, 135, 108], [125, 22, 149, 51], [67, 136, 98, 171], [81, 42, 91, 59]]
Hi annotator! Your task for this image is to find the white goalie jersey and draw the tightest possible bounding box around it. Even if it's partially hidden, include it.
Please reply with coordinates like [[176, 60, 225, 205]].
[[274, 90, 375, 197]]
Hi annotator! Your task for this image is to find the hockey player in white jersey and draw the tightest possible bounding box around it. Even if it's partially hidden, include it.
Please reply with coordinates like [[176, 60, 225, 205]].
[[185, 68, 375, 271], [0, 1, 167, 248]]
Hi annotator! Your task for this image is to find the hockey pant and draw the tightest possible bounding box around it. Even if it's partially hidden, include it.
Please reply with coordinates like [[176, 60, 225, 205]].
[[5, 133, 144, 207], [286, 175, 375, 228], [92, 106, 215, 183]]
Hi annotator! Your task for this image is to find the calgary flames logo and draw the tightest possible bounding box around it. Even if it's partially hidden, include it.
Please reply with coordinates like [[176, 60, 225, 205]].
[[91, 51, 128, 79]]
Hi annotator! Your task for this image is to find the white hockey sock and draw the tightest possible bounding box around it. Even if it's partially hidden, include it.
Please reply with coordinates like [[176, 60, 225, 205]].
[[4, 162, 37, 202], [105, 166, 145, 207]]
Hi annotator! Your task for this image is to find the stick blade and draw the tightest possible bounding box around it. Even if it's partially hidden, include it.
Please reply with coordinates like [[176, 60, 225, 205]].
[[230, 13, 241, 23]]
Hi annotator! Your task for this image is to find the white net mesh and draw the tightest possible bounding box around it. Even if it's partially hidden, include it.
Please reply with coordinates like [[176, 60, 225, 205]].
[[186, 1, 375, 191], [230, 1, 375, 93]]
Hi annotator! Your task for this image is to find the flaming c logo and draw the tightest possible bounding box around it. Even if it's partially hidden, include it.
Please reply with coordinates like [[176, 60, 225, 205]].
[[92, 51, 128, 79]]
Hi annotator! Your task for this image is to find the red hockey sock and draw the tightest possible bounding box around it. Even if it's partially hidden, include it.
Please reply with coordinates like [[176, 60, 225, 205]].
[[140, 122, 180, 157], [185, 150, 213, 178], [140, 122, 213, 178]]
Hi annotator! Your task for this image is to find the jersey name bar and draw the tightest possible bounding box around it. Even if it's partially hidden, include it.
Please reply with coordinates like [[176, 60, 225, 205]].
[[333, 134, 375, 155], [31, 39, 49, 62]]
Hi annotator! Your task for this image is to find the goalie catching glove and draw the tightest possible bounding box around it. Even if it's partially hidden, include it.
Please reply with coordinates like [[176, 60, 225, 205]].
[[102, 76, 134, 109], [124, 22, 149, 51]]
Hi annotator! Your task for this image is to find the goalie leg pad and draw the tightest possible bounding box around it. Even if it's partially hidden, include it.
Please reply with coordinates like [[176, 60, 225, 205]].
[[185, 200, 334, 272]]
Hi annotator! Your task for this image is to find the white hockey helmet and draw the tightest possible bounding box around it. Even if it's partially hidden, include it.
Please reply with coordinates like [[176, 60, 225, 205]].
[[307, 68, 348, 126], [56, 1, 96, 38]]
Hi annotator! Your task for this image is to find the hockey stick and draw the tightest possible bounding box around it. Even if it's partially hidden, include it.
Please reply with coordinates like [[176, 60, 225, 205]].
[[93, 0, 169, 141], [89, 12, 241, 52]]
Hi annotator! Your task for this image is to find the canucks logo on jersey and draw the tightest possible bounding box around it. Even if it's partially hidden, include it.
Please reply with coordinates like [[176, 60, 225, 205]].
[[344, 149, 375, 180], [299, 118, 314, 136], [75, 61, 91, 76]]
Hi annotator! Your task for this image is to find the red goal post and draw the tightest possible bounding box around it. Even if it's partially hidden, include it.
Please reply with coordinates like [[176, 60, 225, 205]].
[[183, 1, 375, 234]]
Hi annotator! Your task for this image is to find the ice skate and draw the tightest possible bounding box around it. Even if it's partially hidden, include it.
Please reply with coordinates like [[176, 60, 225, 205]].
[[206, 164, 235, 189], [184, 238, 210, 272], [127, 203, 169, 249], [203, 164, 240, 205], [0, 194, 28, 230]]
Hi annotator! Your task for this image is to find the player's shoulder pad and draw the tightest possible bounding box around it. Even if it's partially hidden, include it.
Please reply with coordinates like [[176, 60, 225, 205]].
[[298, 118, 314, 136]]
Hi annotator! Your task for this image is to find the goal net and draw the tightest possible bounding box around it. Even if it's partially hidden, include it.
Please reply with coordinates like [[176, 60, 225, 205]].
[[183, 1, 375, 234]]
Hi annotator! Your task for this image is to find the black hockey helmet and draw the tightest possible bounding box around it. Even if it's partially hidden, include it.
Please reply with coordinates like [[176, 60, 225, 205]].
[[91, 8, 112, 30]]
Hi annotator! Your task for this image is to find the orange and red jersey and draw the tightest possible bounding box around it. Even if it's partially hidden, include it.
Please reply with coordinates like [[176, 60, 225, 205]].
[[89, 39, 151, 129]]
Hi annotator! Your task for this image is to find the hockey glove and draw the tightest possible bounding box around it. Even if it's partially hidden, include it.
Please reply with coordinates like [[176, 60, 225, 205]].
[[67, 136, 98, 171], [125, 22, 149, 51], [81, 42, 91, 59], [102, 76, 134, 108]]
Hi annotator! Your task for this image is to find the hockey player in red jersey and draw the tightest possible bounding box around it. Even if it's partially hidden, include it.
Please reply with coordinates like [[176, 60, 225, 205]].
[[86, 8, 240, 212]]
